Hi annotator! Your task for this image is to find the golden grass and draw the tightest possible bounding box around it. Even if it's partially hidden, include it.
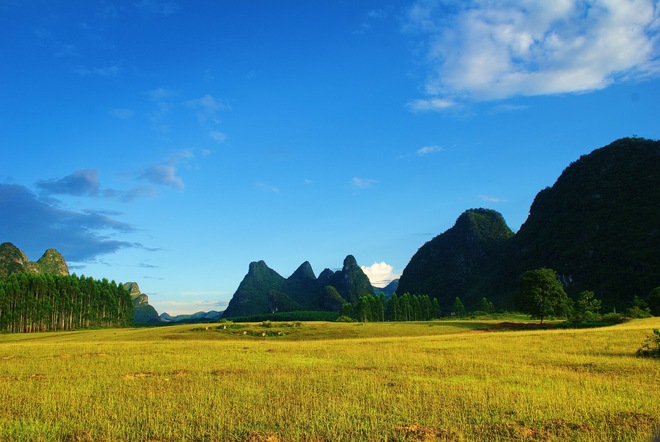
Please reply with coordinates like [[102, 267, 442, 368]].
[[0, 318, 658, 441]]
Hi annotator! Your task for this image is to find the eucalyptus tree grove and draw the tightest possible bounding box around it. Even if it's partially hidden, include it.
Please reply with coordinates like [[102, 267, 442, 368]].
[[0, 273, 133, 333]]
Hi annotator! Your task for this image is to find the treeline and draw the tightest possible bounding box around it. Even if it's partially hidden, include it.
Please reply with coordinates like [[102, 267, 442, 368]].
[[0, 273, 133, 333], [340, 293, 442, 322]]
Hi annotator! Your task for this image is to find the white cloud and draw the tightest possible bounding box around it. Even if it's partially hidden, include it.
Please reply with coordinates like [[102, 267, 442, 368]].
[[407, 98, 457, 111], [351, 177, 378, 189], [406, 0, 660, 104], [416, 145, 444, 156], [109, 108, 135, 119], [187, 94, 230, 125], [255, 181, 280, 193], [478, 194, 508, 203], [361, 262, 401, 287], [209, 130, 226, 143]]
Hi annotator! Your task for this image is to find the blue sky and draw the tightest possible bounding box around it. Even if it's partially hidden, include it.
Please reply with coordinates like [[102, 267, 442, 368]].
[[1, 0, 658, 315]]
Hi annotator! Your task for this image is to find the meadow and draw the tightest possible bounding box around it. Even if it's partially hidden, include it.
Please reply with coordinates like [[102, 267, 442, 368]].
[[0, 317, 658, 441]]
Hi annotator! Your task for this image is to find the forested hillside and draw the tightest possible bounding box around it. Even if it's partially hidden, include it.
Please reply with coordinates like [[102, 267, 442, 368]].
[[399, 137, 660, 311], [398, 208, 513, 311], [0, 272, 133, 333]]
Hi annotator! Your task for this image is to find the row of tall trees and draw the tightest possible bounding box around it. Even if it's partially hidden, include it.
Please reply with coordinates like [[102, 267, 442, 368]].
[[0, 273, 133, 333], [340, 293, 442, 322]]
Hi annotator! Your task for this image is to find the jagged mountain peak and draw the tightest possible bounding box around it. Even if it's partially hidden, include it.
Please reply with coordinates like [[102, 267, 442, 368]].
[[37, 248, 69, 276], [342, 255, 358, 270], [289, 261, 316, 281]]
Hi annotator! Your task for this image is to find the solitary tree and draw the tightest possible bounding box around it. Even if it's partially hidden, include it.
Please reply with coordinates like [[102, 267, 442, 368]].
[[515, 268, 573, 324]]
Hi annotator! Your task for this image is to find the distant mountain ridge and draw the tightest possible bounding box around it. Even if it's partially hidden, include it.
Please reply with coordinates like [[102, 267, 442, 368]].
[[222, 255, 374, 318], [373, 279, 399, 298], [160, 311, 223, 323], [399, 137, 660, 311]]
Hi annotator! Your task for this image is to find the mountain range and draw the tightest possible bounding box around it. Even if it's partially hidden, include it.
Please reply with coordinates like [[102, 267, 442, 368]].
[[221, 255, 374, 318], [398, 137, 659, 311], [0, 242, 69, 278]]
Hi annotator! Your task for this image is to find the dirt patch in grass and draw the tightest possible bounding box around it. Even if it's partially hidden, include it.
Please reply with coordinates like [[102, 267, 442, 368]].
[[123, 372, 155, 380], [394, 424, 461, 441], [210, 368, 250, 376], [245, 431, 280, 442], [488, 322, 556, 331]]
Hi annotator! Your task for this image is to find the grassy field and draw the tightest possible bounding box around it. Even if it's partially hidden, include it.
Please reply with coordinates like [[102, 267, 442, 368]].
[[0, 317, 659, 441]]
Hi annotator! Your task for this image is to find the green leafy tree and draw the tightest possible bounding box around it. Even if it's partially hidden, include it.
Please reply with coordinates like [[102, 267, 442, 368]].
[[572, 291, 602, 322], [626, 295, 652, 318], [386, 293, 399, 321], [480, 297, 495, 314], [452, 297, 466, 317], [515, 268, 573, 324], [432, 298, 441, 319]]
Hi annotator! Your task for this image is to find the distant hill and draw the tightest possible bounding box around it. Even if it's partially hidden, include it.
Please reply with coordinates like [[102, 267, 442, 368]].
[[122, 282, 161, 325], [0, 242, 69, 278], [398, 137, 660, 311], [373, 279, 399, 298], [222, 255, 374, 318]]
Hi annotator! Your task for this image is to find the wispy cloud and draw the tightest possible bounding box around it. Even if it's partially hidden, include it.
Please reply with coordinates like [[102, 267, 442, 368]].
[[351, 177, 378, 189], [135, 0, 179, 16], [145, 87, 176, 133], [138, 149, 193, 190], [405, 0, 660, 106], [209, 130, 226, 143], [0, 183, 144, 262], [478, 194, 508, 203], [36, 170, 100, 197], [146, 87, 175, 101], [109, 108, 135, 119], [37, 150, 196, 202], [187, 94, 230, 125], [254, 181, 280, 193], [407, 98, 457, 112], [72, 65, 121, 77], [355, 7, 389, 34], [416, 145, 444, 156]]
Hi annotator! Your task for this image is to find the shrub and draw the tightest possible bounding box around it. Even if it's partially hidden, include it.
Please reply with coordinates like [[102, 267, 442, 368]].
[[636, 329, 660, 358], [335, 315, 354, 323], [600, 313, 627, 325]]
